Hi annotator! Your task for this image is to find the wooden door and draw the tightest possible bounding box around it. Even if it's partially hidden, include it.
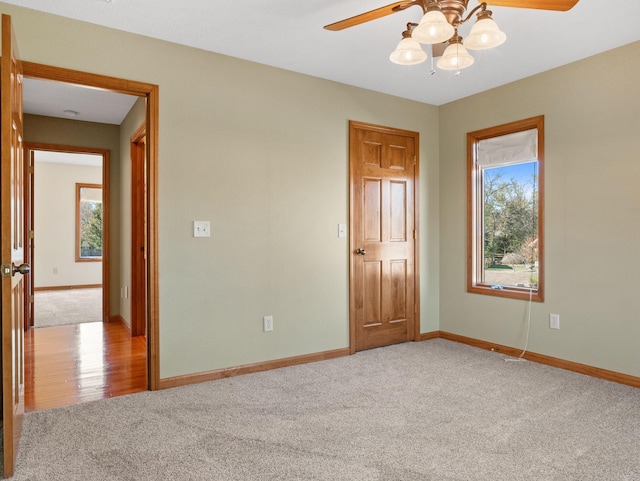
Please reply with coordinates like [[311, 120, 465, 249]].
[[349, 121, 419, 352], [1, 13, 26, 478]]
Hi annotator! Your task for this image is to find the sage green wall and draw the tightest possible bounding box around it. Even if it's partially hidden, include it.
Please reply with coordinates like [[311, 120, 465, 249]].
[[117, 98, 147, 329], [439, 41, 640, 377], [2, 3, 440, 378], [23, 114, 122, 315]]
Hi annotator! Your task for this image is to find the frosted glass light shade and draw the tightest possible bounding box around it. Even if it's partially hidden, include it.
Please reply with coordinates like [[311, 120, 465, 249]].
[[412, 10, 455, 44], [389, 37, 427, 65], [437, 42, 474, 70], [465, 17, 506, 50]]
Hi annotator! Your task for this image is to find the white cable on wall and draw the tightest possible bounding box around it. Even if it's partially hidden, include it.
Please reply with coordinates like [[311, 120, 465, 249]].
[[505, 287, 533, 362]]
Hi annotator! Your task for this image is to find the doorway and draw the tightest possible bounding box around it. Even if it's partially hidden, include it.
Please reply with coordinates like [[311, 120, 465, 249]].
[[349, 120, 421, 352], [21, 61, 160, 395], [25, 145, 109, 329]]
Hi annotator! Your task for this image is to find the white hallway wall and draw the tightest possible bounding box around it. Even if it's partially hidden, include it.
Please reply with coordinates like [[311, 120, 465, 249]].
[[34, 160, 102, 288]]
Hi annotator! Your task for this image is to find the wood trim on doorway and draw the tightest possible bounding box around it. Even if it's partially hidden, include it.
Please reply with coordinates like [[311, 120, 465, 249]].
[[22, 61, 161, 391], [130, 123, 146, 337], [24, 143, 111, 326]]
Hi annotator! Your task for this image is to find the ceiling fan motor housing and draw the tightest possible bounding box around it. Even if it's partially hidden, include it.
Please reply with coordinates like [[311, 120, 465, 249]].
[[431, 0, 471, 25]]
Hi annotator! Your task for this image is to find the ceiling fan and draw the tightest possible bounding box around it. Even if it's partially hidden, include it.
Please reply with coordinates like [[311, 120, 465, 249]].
[[324, 0, 579, 71]]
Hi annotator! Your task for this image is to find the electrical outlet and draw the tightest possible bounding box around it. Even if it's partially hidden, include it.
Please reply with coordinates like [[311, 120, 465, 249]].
[[193, 220, 211, 238], [550, 313, 560, 330], [263, 315, 273, 332]]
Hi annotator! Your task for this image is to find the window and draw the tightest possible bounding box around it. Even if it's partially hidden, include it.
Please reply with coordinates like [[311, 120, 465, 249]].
[[467, 116, 544, 301], [76, 183, 103, 262]]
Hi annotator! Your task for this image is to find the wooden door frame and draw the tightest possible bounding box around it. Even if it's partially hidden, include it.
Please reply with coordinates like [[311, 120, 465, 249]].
[[130, 123, 146, 337], [22, 61, 160, 390], [348, 120, 421, 354], [24, 143, 110, 327]]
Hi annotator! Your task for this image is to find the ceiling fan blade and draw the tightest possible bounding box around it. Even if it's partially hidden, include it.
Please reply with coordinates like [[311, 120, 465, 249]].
[[324, 1, 418, 31], [485, 0, 579, 11]]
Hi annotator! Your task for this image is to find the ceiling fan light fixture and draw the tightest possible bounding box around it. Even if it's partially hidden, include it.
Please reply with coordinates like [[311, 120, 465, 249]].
[[464, 11, 506, 50], [437, 36, 474, 71], [411, 5, 455, 45], [390, 37, 427, 65]]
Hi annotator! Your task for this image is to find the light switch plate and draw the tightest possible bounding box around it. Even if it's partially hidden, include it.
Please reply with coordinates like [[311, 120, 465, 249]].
[[193, 220, 211, 238], [338, 224, 347, 238]]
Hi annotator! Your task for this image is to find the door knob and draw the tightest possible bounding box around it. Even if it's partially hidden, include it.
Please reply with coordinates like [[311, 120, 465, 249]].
[[12, 263, 31, 276], [355, 248, 366, 256]]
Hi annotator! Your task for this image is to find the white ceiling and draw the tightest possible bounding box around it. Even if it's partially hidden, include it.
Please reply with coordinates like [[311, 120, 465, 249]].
[[33, 150, 102, 167], [7, 0, 640, 123], [23, 78, 138, 125]]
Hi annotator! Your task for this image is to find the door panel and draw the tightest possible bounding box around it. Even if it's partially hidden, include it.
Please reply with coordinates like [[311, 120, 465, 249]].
[[364, 179, 382, 241], [390, 181, 407, 241], [363, 260, 382, 326], [350, 121, 418, 352], [363, 141, 382, 167], [389, 144, 408, 170], [390, 259, 407, 321], [1, 13, 25, 477]]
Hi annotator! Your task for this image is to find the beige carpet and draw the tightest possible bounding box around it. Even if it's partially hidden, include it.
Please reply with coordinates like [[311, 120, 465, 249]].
[[11, 339, 640, 480], [34, 288, 103, 328]]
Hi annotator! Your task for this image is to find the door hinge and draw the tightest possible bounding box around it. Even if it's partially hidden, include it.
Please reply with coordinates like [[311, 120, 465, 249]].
[[2, 264, 11, 278], [29, 165, 34, 174], [413, 229, 416, 239], [29, 230, 34, 239], [29, 295, 34, 303]]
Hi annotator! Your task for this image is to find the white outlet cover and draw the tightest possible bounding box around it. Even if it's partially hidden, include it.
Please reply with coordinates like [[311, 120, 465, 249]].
[[193, 220, 211, 238]]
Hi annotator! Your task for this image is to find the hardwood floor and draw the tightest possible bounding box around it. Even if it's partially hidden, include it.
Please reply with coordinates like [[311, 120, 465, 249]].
[[25, 321, 148, 412]]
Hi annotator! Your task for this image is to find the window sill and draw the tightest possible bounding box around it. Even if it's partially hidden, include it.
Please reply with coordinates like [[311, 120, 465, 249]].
[[468, 284, 543, 302], [75, 257, 102, 263]]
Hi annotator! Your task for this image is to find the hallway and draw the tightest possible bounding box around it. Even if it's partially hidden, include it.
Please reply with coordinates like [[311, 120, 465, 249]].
[[25, 321, 147, 412]]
